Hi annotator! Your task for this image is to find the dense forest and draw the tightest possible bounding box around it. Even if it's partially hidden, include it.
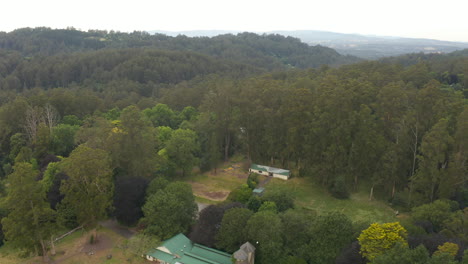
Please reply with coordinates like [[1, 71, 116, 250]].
[[0, 28, 467, 264]]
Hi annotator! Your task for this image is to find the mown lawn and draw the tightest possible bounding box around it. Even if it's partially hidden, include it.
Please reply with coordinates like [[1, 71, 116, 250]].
[[185, 159, 397, 224], [266, 177, 398, 224]]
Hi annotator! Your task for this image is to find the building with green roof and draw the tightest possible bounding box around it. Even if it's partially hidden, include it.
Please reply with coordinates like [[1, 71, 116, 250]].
[[249, 164, 290, 180], [146, 233, 233, 264], [252, 187, 265, 196]]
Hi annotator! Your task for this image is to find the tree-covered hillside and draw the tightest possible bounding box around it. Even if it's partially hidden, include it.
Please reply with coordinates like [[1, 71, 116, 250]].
[[0, 27, 360, 70], [0, 28, 467, 264]]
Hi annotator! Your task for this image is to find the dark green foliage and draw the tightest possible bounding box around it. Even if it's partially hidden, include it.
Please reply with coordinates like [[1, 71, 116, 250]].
[[246, 211, 283, 264], [280, 209, 316, 259], [61, 115, 83, 126], [463, 250, 468, 264], [262, 189, 294, 212], [2, 163, 56, 255], [56, 201, 78, 229], [247, 173, 259, 189], [50, 124, 79, 156], [113, 177, 149, 226], [189, 202, 243, 248], [328, 176, 350, 199], [371, 243, 431, 264], [0, 207, 9, 247], [278, 256, 307, 264], [60, 145, 114, 227], [307, 212, 354, 264], [227, 184, 252, 204], [336, 241, 365, 264], [141, 182, 197, 239], [146, 177, 169, 197], [258, 201, 278, 213], [164, 128, 200, 176], [412, 200, 453, 232], [8, 133, 26, 161], [216, 207, 253, 253], [371, 242, 459, 264], [143, 104, 179, 128], [102, 108, 121, 121], [407, 233, 465, 259], [246, 196, 262, 212], [0, 28, 359, 71], [46, 171, 67, 210], [109, 105, 159, 178]]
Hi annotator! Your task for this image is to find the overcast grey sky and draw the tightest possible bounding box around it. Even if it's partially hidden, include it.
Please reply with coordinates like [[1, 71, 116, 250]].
[[2, 0, 468, 42]]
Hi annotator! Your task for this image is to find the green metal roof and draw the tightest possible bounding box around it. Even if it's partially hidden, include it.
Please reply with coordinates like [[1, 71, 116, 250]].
[[250, 164, 290, 176], [146, 233, 232, 264], [191, 244, 232, 264]]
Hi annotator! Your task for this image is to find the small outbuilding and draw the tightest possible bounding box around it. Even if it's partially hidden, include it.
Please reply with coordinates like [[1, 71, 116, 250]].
[[249, 164, 290, 180], [252, 187, 265, 196], [233, 242, 256, 264]]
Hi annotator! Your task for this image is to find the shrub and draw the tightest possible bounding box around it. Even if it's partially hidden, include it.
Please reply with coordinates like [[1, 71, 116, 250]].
[[247, 173, 260, 189], [329, 177, 349, 199]]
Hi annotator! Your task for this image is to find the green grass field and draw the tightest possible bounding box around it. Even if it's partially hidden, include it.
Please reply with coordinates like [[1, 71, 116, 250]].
[[185, 159, 398, 224], [181, 156, 398, 224], [267, 177, 398, 223]]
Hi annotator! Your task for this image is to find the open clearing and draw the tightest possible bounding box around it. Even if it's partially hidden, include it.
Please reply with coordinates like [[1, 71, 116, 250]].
[[267, 177, 397, 223], [187, 161, 248, 203], [184, 157, 398, 224], [186, 159, 397, 224]]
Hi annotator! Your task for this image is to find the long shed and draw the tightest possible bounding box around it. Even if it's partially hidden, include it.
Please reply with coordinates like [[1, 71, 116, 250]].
[[249, 164, 290, 180]]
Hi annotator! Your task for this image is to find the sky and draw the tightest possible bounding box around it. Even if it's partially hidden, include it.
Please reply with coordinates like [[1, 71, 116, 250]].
[[2, 0, 468, 42]]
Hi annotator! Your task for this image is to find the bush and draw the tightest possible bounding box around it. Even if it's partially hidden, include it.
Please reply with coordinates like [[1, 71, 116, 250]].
[[412, 200, 453, 232], [247, 196, 262, 212], [226, 184, 252, 204], [258, 201, 278, 213], [391, 190, 411, 210], [329, 177, 349, 199], [247, 173, 259, 189], [262, 189, 294, 212]]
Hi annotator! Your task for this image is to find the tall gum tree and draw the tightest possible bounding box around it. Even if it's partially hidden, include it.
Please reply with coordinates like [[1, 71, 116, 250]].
[[60, 145, 114, 237], [412, 118, 453, 204], [2, 162, 56, 262]]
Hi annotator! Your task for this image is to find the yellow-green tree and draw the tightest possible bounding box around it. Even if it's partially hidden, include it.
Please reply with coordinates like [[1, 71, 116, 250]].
[[434, 242, 459, 257], [358, 222, 407, 261]]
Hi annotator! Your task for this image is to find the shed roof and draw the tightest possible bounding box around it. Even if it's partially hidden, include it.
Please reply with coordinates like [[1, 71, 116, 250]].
[[252, 187, 265, 194], [233, 242, 256, 261], [146, 233, 231, 264], [240, 242, 255, 253], [251, 164, 290, 176]]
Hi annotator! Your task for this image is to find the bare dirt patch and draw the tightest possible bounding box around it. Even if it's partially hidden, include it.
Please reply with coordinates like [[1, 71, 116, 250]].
[[187, 160, 249, 203], [80, 233, 113, 254], [190, 182, 230, 201], [219, 163, 249, 179]]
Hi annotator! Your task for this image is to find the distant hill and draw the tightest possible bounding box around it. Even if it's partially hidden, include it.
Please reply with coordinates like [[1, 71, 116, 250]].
[[152, 29, 468, 59], [273, 30, 468, 59], [0, 28, 360, 70]]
